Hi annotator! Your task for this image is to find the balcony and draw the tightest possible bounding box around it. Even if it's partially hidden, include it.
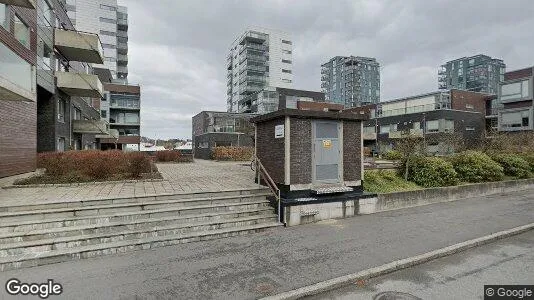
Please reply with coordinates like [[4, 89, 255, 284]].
[[117, 42, 128, 55], [239, 84, 263, 95], [239, 75, 266, 84], [116, 30, 128, 38], [239, 64, 266, 74], [96, 129, 119, 139], [238, 31, 268, 45], [56, 71, 103, 98], [72, 119, 109, 135], [0, 0, 35, 8], [54, 29, 104, 64], [117, 54, 128, 65], [117, 66, 128, 74], [117, 18, 128, 30], [388, 129, 424, 139], [0, 43, 36, 101]]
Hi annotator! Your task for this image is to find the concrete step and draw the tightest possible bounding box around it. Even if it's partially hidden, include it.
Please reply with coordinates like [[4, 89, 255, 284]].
[[0, 188, 271, 212], [0, 207, 274, 234], [0, 198, 272, 224], [0, 209, 276, 244], [0, 222, 282, 271], [0, 214, 277, 257]]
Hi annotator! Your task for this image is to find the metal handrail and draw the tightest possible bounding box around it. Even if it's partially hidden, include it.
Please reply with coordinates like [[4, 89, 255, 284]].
[[253, 156, 282, 222]]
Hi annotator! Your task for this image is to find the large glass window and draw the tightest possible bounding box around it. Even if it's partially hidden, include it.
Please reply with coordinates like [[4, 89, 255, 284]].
[[426, 120, 439, 133], [501, 110, 530, 128], [0, 4, 8, 30], [57, 99, 65, 122], [14, 14, 30, 48], [443, 120, 454, 132], [501, 80, 530, 101]]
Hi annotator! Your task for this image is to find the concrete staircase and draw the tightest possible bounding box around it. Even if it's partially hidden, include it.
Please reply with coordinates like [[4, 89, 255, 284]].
[[0, 188, 280, 271]]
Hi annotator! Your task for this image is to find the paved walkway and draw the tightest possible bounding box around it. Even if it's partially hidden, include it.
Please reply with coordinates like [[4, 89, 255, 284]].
[[0, 188, 533, 299], [0, 160, 257, 206]]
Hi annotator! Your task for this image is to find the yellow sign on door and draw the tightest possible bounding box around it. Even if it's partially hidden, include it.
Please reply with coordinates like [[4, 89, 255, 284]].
[[322, 139, 332, 148]]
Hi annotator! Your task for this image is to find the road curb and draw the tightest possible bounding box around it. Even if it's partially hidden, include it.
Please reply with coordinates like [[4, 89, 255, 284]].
[[261, 222, 534, 300]]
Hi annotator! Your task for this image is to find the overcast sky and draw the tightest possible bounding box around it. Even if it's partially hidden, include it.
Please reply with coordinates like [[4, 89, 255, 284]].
[[119, 0, 534, 140]]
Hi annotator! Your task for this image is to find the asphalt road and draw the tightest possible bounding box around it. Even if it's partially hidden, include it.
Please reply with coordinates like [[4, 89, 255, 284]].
[[306, 230, 534, 300], [0, 188, 533, 299]]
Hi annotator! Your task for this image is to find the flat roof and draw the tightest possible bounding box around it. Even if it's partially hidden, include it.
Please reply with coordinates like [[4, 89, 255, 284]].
[[250, 108, 367, 123]]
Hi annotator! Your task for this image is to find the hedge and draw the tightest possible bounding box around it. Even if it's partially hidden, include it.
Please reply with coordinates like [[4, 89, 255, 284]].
[[212, 146, 254, 161], [450, 151, 504, 183], [382, 150, 402, 161], [491, 153, 531, 178], [404, 156, 459, 188]]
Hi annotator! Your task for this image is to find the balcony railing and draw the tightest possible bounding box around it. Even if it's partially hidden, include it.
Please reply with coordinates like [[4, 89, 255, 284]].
[[117, 18, 128, 29], [117, 42, 128, 54], [0, 0, 35, 8], [239, 75, 266, 84], [238, 31, 268, 45], [54, 29, 104, 64], [117, 66, 128, 74], [72, 119, 109, 135], [56, 71, 103, 98], [0, 42, 36, 101]]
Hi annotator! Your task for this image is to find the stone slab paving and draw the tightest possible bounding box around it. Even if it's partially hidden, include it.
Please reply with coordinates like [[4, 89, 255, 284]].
[[0, 160, 258, 206]]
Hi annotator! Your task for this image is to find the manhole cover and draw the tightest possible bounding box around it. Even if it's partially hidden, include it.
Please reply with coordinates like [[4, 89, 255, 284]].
[[373, 291, 422, 300]]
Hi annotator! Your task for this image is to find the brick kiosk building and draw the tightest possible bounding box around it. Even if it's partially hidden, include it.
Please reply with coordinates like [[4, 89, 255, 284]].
[[251, 109, 375, 226]]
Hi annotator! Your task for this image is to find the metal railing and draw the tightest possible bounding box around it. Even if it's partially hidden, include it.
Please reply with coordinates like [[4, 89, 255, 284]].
[[253, 156, 282, 223]]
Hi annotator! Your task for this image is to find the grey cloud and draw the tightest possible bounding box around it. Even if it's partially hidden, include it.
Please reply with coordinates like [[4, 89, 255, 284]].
[[120, 0, 534, 139]]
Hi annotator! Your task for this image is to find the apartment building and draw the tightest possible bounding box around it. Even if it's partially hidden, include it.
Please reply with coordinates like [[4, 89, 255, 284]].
[[192, 111, 256, 159], [494, 66, 534, 132], [438, 54, 505, 94], [321, 56, 380, 108], [238, 86, 325, 114], [98, 83, 141, 151], [65, 0, 128, 83], [0, 0, 37, 177], [227, 28, 293, 113], [347, 89, 492, 155]]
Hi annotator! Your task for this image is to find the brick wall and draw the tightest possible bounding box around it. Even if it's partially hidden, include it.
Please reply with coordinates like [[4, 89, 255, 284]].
[[505, 67, 533, 81], [256, 118, 285, 184], [450, 89, 488, 114], [0, 100, 36, 177], [297, 101, 344, 112], [290, 118, 312, 184], [37, 88, 56, 152], [343, 121, 362, 182]]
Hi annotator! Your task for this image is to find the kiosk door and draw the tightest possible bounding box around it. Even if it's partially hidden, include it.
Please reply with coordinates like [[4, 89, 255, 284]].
[[312, 121, 341, 184]]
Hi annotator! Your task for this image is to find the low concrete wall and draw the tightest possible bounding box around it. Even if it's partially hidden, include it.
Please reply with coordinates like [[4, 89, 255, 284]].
[[359, 178, 534, 215], [284, 198, 360, 226]]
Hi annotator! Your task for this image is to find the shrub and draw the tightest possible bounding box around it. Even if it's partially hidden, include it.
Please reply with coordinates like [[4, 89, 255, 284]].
[[450, 151, 504, 183], [212, 146, 254, 161], [36, 150, 155, 181], [363, 169, 420, 193], [404, 156, 459, 188], [519, 153, 534, 173], [155, 150, 182, 162], [382, 150, 402, 161], [491, 154, 531, 178]]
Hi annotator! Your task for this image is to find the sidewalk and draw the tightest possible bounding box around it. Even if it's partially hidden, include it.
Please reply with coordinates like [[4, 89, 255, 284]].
[[0, 160, 257, 206], [0, 188, 533, 299]]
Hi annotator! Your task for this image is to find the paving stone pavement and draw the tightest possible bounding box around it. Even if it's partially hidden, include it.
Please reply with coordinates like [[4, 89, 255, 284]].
[[0, 160, 258, 206]]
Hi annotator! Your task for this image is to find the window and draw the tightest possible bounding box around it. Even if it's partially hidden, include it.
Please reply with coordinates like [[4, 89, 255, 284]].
[[14, 14, 30, 48], [469, 59, 475, 65], [363, 126, 375, 134], [443, 120, 454, 132], [104, 56, 115, 62], [100, 4, 116, 11], [73, 107, 81, 120], [99, 30, 116, 36], [500, 110, 530, 128], [282, 79, 292, 83], [282, 50, 292, 54], [57, 137, 65, 152], [282, 59, 292, 64], [99, 17, 116, 24], [282, 69, 292, 74], [426, 120, 439, 133], [465, 104, 474, 109], [0, 4, 8, 30], [465, 126, 475, 131], [379, 125, 391, 134], [101, 110, 107, 118], [102, 43, 116, 49], [57, 99, 66, 122], [501, 80, 530, 101], [281, 40, 292, 45]]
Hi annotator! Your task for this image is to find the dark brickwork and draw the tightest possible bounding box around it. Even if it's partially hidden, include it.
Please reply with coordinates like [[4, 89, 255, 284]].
[[256, 118, 285, 184], [297, 101, 344, 112], [450, 89, 489, 114], [343, 121, 362, 182], [0, 100, 36, 177], [36, 87, 56, 152], [290, 119, 312, 184], [503, 100, 533, 109], [504, 67, 533, 81]]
